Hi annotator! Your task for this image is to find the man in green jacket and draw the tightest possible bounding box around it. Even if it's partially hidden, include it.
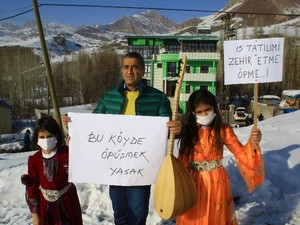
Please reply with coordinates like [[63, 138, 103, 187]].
[[63, 52, 181, 225], [94, 52, 181, 225]]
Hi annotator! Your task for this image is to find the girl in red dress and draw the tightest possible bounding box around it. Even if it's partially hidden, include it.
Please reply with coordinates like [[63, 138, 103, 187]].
[[21, 116, 83, 225]]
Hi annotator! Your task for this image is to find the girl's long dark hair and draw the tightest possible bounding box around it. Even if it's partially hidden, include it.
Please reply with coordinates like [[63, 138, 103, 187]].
[[179, 89, 224, 158], [32, 116, 63, 149]]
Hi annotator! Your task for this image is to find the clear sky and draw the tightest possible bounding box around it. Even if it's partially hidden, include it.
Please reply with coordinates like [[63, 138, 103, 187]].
[[0, 0, 228, 26]]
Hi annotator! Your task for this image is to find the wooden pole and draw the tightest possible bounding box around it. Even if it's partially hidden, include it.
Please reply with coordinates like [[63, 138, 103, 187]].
[[32, 0, 63, 131], [253, 83, 258, 129], [253, 82, 258, 149]]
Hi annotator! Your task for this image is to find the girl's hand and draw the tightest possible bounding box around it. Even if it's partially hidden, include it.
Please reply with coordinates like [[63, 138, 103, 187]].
[[32, 213, 42, 225], [251, 128, 262, 146]]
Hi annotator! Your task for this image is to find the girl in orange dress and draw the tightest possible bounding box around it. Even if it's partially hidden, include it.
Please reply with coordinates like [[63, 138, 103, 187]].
[[176, 90, 264, 225]]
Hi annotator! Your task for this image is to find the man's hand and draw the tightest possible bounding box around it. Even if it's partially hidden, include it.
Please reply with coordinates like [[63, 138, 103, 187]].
[[166, 120, 182, 135], [61, 114, 71, 128]]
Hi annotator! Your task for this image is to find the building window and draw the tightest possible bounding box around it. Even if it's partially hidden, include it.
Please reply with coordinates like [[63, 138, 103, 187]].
[[167, 62, 176, 77], [146, 79, 151, 86], [164, 45, 180, 53], [128, 46, 160, 59], [187, 42, 198, 52], [166, 80, 176, 97], [143, 48, 151, 59], [186, 84, 191, 93], [186, 65, 190, 73], [200, 65, 209, 73], [157, 63, 162, 68], [199, 42, 217, 52], [153, 46, 160, 55], [144, 63, 151, 78], [169, 45, 181, 53]]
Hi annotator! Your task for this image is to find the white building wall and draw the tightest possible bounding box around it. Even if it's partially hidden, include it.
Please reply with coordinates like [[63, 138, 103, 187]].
[[153, 64, 164, 92]]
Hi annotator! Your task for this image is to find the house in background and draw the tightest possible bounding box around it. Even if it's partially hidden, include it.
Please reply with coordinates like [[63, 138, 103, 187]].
[[124, 30, 220, 113], [0, 99, 12, 134]]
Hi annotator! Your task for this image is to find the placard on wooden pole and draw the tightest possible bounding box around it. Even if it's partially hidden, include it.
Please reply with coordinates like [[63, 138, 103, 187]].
[[223, 37, 284, 148]]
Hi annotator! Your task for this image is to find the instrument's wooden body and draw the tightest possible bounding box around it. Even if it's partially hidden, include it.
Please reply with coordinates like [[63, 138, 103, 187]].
[[154, 55, 197, 220], [154, 154, 197, 219]]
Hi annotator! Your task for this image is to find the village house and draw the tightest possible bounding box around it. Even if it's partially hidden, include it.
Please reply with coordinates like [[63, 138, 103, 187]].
[[124, 29, 220, 113]]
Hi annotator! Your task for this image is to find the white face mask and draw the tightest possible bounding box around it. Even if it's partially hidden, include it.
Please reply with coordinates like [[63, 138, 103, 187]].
[[195, 110, 216, 126], [38, 137, 57, 151]]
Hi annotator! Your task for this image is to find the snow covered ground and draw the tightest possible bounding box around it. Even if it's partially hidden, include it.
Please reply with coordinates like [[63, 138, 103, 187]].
[[1, 110, 300, 225]]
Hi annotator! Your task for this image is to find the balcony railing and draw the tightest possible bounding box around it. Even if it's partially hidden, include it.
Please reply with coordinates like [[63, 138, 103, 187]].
[[179, 52, 220, 60], [180, 93, 191, 102], [184, 73, 216, 82]]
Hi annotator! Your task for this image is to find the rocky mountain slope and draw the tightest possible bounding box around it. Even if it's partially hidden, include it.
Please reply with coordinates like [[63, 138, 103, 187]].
[[224, 0, 300, 26], [0, 0, 299, 59], [104, 10, 178, 34], [179, 0, 300, 33]]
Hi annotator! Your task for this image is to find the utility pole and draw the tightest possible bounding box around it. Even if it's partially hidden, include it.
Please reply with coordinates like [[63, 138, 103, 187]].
[[222, 13, 236, 40], [32, 0, 63, 131], [221, 13, 236, 123]]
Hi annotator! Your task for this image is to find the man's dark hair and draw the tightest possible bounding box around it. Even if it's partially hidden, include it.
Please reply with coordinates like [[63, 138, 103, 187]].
[[123, 52, 145, 70]]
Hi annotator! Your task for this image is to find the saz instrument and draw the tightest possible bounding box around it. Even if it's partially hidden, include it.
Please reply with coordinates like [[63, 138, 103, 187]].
[[154, 55, 196, 220]]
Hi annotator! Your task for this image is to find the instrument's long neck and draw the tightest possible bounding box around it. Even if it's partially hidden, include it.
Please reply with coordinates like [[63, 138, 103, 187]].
[[167, 99, 179, 155], [167, 55, 187, 155]]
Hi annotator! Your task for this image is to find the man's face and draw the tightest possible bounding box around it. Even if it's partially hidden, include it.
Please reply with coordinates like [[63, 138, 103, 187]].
[[122, 57, 144, 90]]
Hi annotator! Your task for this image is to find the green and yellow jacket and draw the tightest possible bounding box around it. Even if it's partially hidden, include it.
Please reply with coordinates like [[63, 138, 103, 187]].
[[93, 79, 172, 118]]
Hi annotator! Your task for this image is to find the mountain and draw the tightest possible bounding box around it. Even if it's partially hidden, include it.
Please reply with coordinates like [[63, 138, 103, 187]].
[[177, 0, 300, 33], [0, 10, 180, 60], [223, 0, 300, 27], [104, 10, 178, 34], [0, 0, 299, 59]]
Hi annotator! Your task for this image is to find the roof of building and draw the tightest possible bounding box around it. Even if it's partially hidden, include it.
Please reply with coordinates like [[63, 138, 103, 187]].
[[282, 90, 300, 98], [124, 35, 219, 41], [0, 99, 11, 109], [259, 95, 281, 100]]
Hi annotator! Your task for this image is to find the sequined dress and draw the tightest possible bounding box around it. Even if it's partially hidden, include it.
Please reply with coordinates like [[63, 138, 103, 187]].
[[176, 125, 264, 225]]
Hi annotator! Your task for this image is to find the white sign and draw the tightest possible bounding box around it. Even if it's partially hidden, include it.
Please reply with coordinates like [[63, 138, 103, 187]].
[[68, 112, 169, 186], [224, 37, 284, 84]]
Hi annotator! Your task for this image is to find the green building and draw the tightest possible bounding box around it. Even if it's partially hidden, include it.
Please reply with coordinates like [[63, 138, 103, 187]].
[[124, 34, 220, 113]]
